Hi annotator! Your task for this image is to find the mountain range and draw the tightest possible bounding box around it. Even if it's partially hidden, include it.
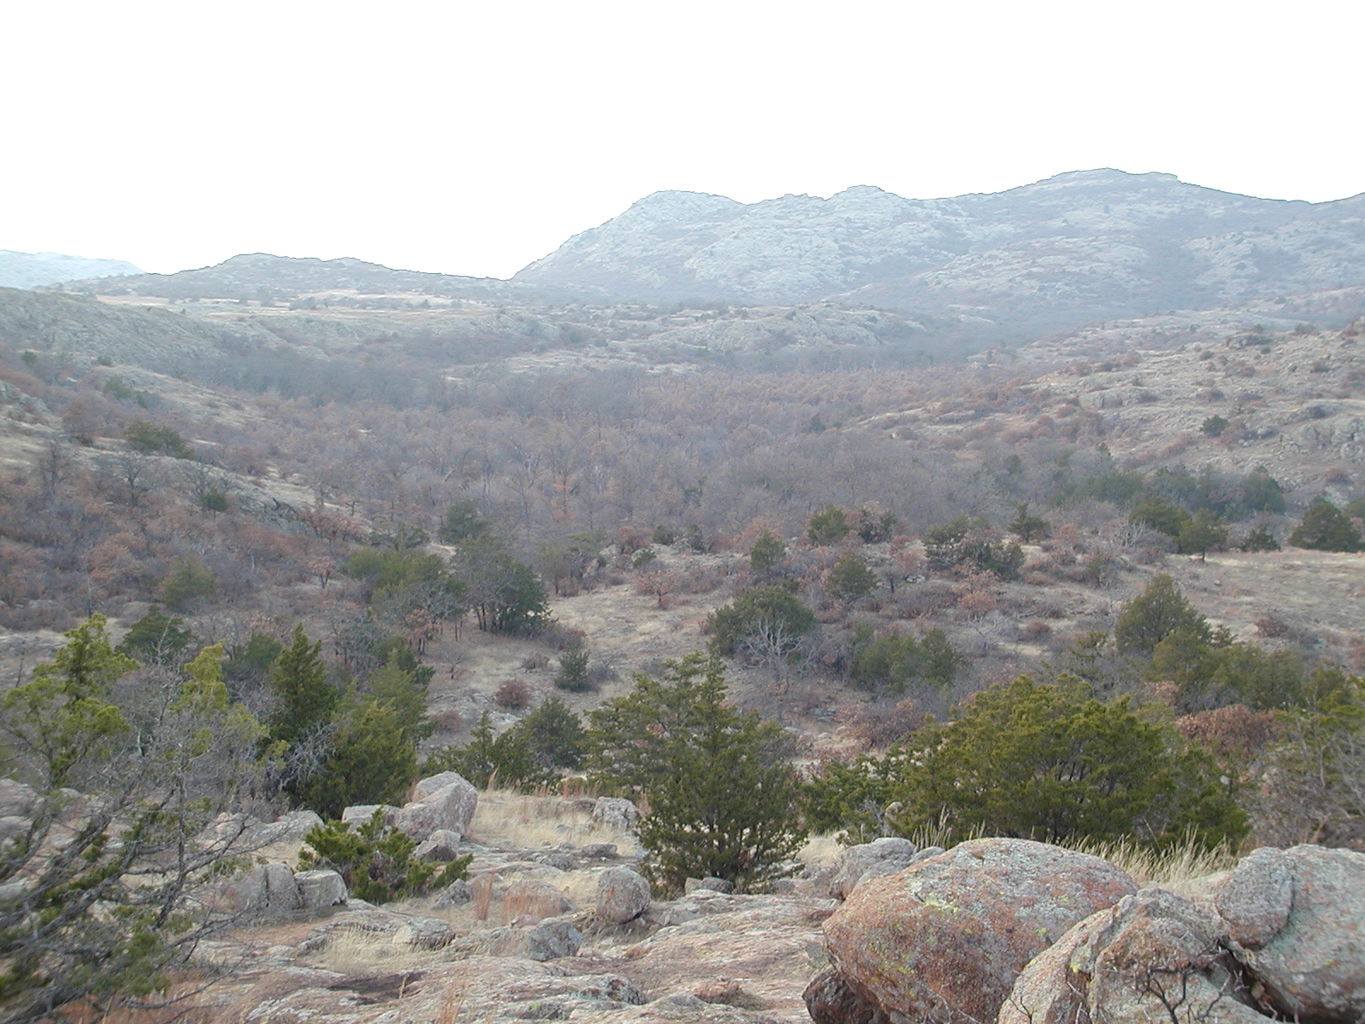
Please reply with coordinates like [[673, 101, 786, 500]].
[[23, 169, 1365, 341], [0, 250, 139, 289]]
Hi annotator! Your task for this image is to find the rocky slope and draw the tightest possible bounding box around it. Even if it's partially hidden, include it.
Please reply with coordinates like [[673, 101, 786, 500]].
[[515, 170, 1365, 335], [0, 250, 139, 289]]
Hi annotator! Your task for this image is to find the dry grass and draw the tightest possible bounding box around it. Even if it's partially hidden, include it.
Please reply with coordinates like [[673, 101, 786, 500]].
[[303, 926, 441, 974], [465, 788, 640, 855], [1069, 834, 1239, 887]]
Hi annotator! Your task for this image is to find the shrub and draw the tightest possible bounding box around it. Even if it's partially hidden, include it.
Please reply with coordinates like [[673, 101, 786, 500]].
[[1288, 497, 1364, 552], [157, 556, 217, 611], [806, 505, 850, 545], [494, 677, 533, 710], [1113, 574, 1211, 656], [424, 712, 555, 791], [850, 626, 961, 694], [706, 586, 817, 656], [554, 647, 593, 692], [923, 517, 1024, 579], [586, 654, 805, 894], [749, 529, 787, 572], [298, 810, 469, 904], [124, 419, 194, 459], [825, 553, 877, 602]]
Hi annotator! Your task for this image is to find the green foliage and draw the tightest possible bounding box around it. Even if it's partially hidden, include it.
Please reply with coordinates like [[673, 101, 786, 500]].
[[157, 556, 217, 611], [850, 626, 961, 694], [1239, 523, 1280, 552], [197, 488, 229, 514], [452, 539, 551, 634], [806, 505, 850, 545], [749, 529, 787, 572], [367, 651, 435, 742], [706, 585, 817, 656], [554, 646, 593, 692], [223, 632, 283, 687], [123, 419, 194, 459], [887, 677, 1246, 849], [803, 748, 917, 841], [368, 521, 429, 551], [1151, 633, 1347, 713], [825, 553, 877, 602], [293, 697, 419, 818], [1201, 414, 1230, 437], [1129, 496, 1189, 539], [1239, 467, 1286, 515], [343, 547, 465, 620], [425, 712, 555, 792], [923, 517, 1024, 579], [0, 619, 268, 1024], [298, 811, 469, 904], [117, 607, 194, 665], [586, 654, 806, 894], [1007, 503, 1050, 543], [1288, 497, 1364, 552], [1113, 574, 1211, 656], [855, 506, 898, 544], [438, 499, 493, 544], [267, 625, 340, 748], [518, 695, 587, 771], [1176, 510, 1228, 559]]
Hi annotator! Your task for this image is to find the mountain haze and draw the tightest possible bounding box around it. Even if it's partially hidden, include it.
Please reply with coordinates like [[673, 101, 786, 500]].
[[515, 170, 1365, 333], [0, 250, 140, 289]]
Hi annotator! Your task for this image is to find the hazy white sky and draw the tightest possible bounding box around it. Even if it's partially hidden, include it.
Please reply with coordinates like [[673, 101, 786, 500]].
[[5, 0, 1362, 279]]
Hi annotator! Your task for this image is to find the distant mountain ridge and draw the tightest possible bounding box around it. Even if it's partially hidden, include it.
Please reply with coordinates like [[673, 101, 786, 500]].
[[58, 253, 573, 303], [0, 250, 140, 289], [514, 169, 1365, 332]]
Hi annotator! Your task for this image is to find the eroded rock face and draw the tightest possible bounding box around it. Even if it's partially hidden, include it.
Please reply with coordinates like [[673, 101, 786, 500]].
[[823, 838, 1137, 1024], [230, 862, 302, 919], [592, 796, 640, 832]]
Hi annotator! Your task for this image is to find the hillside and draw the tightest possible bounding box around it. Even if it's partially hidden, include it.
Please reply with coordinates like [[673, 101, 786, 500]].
[[0, 249, 139, 288], [515, 170, 1365, 336]]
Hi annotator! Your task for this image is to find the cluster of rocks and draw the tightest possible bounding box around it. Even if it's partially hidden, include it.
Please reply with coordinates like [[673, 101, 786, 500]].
[[810, 837, 1365, 1024]]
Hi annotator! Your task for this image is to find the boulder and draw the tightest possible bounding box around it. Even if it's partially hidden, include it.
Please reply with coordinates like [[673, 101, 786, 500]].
[[596, 865, 652, 923], [0, 779, 37, 818], [522, 916, 583, 961], [804, 967, 892, 1024], [828, 837, 919, 900], [413, 829, 463, 861], [394, 773, 477, 840], [591, 796, 639, 831], [392, 916, 455, 949], [340, 804, 398, 829], [295, 869, 347, 909], [1218, 844, 1365, 1022], [250, 809, 325, 847], [823, 838, 1136, 1024], [1001, 888, 1265, 1024], [432, 879, 471, 908], [231, 862, 302, 919]]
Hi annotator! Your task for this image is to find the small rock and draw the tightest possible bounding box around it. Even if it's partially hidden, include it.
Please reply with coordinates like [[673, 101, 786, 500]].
[[433, 879, 471, 908], [393, 917, 455, 950], [340, 804, 398, 828], [580, 843, 619, 859], [596, 866, 651, 924], [504, 878, 575, 923], [522, 916, 583, 961], [231, 862, 302, 919]]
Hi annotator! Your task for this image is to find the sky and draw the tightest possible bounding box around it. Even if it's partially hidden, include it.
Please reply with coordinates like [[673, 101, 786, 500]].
[[5, 0, 1362, 280]]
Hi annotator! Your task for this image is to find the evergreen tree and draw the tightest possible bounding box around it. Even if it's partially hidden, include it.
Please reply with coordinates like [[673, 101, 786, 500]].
[[1113, 574, 1211, 655], [587, 654, 806, 894], [825, 552, 878, 602], [749, 529, 787, 573], [267, 625, 339, 747], [295, 698, 418, 818], [1288, 497, 1364, 552], [706, 586, 817, 656]]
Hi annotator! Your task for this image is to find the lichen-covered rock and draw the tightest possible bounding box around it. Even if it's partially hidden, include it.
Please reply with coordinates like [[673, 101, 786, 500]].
[[1222, 844, 1365, 1022], [230, 862, 302, 918], [432, 879, 470, 908], [394, 773, 477, 840], [823, 838, 1136, 1024], [413, 828, 463, 861], [392, 916, 454, 949], [295, 868, 347, 909], [596, 865, 651, 923], [828, 837, 918, 900], [1001, 888, 1266, 1024], [591, 796, 639, 831], [521, 916, 583, 961], [339, 804, 398, 828], [804, 967, 891, 1024], [1212, 846, 1293, 949]]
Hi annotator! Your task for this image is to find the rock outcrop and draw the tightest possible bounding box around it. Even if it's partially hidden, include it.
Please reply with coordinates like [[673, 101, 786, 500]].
[[820, 838, 1138, 1024]]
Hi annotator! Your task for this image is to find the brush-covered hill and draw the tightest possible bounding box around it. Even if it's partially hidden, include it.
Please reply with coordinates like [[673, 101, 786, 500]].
[[0, 250, 139, 289], [514, 170, 1365, 335]]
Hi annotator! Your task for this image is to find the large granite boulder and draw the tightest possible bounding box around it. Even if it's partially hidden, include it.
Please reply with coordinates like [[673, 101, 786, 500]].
[[591, 796, 639, 831], [393, 772, 478, 840], [1212, 844, 1365, 1022], [828, 836, 920, 900], [230, 862, 303, 919], [823, 838, 1137, 1024]]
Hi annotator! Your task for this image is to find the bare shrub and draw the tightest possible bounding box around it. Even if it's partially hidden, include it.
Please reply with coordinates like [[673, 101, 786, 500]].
[[494, 678, 532, 710]]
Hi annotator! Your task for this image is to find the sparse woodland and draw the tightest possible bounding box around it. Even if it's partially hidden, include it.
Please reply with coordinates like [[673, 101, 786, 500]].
[[0, 280, 1363, 1022]]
